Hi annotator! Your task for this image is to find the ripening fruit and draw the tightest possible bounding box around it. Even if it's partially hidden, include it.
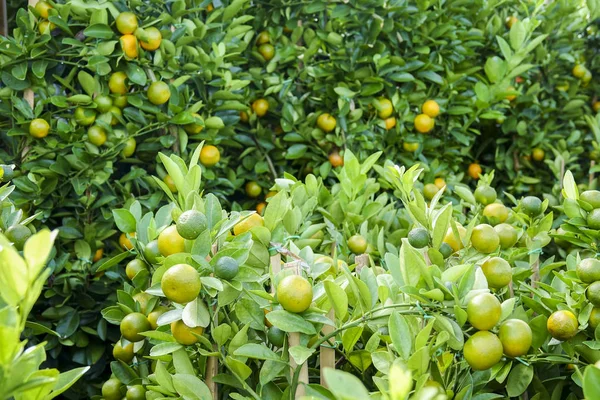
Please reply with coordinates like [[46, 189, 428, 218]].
[[119, 232, 135, 250], [329, 151, 343, 167], [403, 142, 419, 152], [377, 98, 394, 119], [88, 126, 107, 146], [384, 117, 396, 130], [547, 310, 578, 341], [573, 64, 588, 79], [467, 293, 501, 331], [157, 225, 185, 257], [256, 31, 271, 45], [494, 224, 518, 249], [471, 224, 500, 254], [256, 202, 266, 215], [35, 1, 53, 18], [183, 113, 204, 134], [422, 100, 440, 118], [505, 16, 518, 29], [163, 175, 177, 193], [347, 234, 368, 254], [139, 27, 162, 51], [147, 81, 171, 105], [483, 203, 509, 225], [277, 275, 313, 313], [29, 118, 50, 138], [120, 312, 150, 342], [126, 259, 148, 281], [582, 70, 593, 84], [463, 331, 503, 370], [122, 138, 136, 158], [414, 113, 434, 133], [239, 111, 249, 122], [120, 34, 139, 58], [593, 101, 600, 113], [474, 186, 497, 205], [161, 264, 201, 304], [498, 319, 532, 357], [317, 113, 337, 132], [532, 148, 545, 162], [252, 99, 269, 117], [245, 181, 262, 198], [200, 145, 220, 167], [233, 213, 264, 236], [109, 72, 128, 94], [505, 85, 517, 101], [581, 190, 600, 209], [481, 257, 512, 289], [94, 95, 113, 114], [468, 163, 482, 179], [434, 177, 446, 190], [116, 12, 138, 35], [423, 183, 439, 201], [38, 20, 55, 34], [258, 43, 275, 61], [93, 248, 104, 262], [443, 225, 467, 253]]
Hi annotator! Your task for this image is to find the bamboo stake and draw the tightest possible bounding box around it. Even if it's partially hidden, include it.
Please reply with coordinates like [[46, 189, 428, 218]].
[[24, 0, 38, 108], [205, 243, 219, 400], [284, 260, 308, 398]]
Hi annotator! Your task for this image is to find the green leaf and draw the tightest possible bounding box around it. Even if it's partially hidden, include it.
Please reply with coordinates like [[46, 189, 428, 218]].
[[233, 343, 282, 361], [96, 252, 129, 272], [172, 374, 213, 400], [46, 366, 90, 399], [584, 365, 600, 399], [182, 297, 210, 328], [323, 368, 371, 400], [334, 87, 357, 98], [112, 209, 136, 233], [77, 71, 96, 96], [324, 280, 348, 321], [389, 312, 412, 360], [265, 310, 316, 335], [509, 21, 526, 51], [83, 24, 114, 39], [126, 63, 147, 86], [506, 364, 533, 397], [289, 345, 315, 365]]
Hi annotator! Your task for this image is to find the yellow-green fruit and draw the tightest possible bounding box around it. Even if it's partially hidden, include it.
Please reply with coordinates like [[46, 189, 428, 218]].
[[277, 275, 313, 313], [161, 264, 201, 304], [498, 319, 532, 357], [464, 331, 503, 370], [467, 293, 501, 331], [581, 190, 600, 209], [481, 257, 512, 289], [494, 223, 518, 249], [577, 258, 600, 284], [483, 203, 509, 225], [120, 312, 151, 342], [171, 320, 204, 345], [157, 225, 185, 256], [547, 310, 578, 341], [102, 378, 124, 400], [471, 224, 500, 254], [113, 341, 134, 363]]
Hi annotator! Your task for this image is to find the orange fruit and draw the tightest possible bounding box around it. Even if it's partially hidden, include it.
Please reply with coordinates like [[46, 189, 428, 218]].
[[463, 331, 503, 370], [93, 248, 104, 262], [256, 31, 270, 45], [139, 27, 162, 51], [547, 310, 578, 341], [317, 113, 337, 132], [329, 151, 343, 167], [116, 12, 138, 35], [87, 126, 107, 146], [109, 72, 128, 94], [505, 16, 518, 29], [376, 98, 394, 119], [171, 320, 204, 345], [468, 163, 482, 179], [120, 34, 138, 58], [183, 113, 204, 134], [258, 43, 275, 61], [256, 202, 266, 215], [119, 232, 135, 250], [157, 225, 185, 257], [200, 145, 220, 167], [532, 148, 545, 162], [403, 142, 419, 152], [498, 319, 532, 357], [467, 293, 501, 331], [252, 99, 269, 117], [384, 117, 396, 130], [161, 263, 201, 304], [163, 175, 177, 193], [422, 100, 440, 118], [35, 1, 53, 18], [277, 275, 313, 313], [414, 114, 434, 133], [147, 81, 171, 105], [233, 213, 264, 235], [29, 118, 50, 138]]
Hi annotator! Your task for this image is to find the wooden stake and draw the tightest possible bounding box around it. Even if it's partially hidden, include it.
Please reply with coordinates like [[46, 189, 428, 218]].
[[284, 261, 308, 398], [320, 308, 335, 388], [25, 0, 38, 109], [205, 243, 219, 400]]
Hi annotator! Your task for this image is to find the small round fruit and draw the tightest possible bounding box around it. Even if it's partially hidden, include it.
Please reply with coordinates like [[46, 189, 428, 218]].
[[521, 196, 542, 217], [589, 308, 600, 330], [183, 113, 204, 134], [408, 227, 429, 249], [423, 183, 439, 201], [471, 224, 500, 254], [464, 331, 503, 370], [29, 118, 50, 138], [109, 72, 128, 94], [414, 113, 434, 133], [317, 113, 336, 132], [93, 248, 104, 262], [594, 101, 600, 113], [233, 213, 264, 235], [467, 293, 501, 331], [171, 320, 204, 345], [422, 100, 440, 118], [347, 234, 367, 254], [245, 181, 262, 198], [329, 152, 344, 167], [116, 12, 138, 34], [581, 190, 600, 209], [588, 209, 600, 230], [102, 378, 123, 400], [214, 256, 240, 280], [120, 312, 151, 342], [163, 175, 177, 193], [113, 94, 128, 108], [147, 81, 171, 105], [547, 310, 578, 341], [587, 281, 600, 306], [403, 142, 419, 152], [122, 138, 136, 158], [74, 107, 96, 126], [161, 264, 201, 304], [144, 240, 160, 264], [157, 225, 185, 256], [113, 341, 134, 363], [140, 27, 162, 51], [126, 385, 146, 400], [87, 126, 107, 146], [198, 145, 220, 167], [239, 111, 249, 122], [277, 275, 313, 313], [38, 20, 55, 34], [133, 292, 151, 315], [576, 258, 600, 284], [119, 232, 135, 250], [377, 98, 394, 119], [384, 117, 396, 130], [434, 178, 445, 190], [532, 148, 545, 162], [494, 224, 518, 249], [258, 43, 275, 61], [176, 210, 207, 240], [5, 224, 32, 250], [256, 202, 266, 215], [443, 225, 467, 253], [120, 34, 139, 58], [148, 306, 168, 329], [439, 242, 453, 259], [474, 186, 497, 205], [506, 15, 518, 29], [267, 326, 285, 347], [481, 257, 512, 289], [498, 319, 532, 357], [256, 31, 270, 45], [35, 1, 52, 18], [573, 64, 587, 79], [126, 259, 148, 281], [94, 95, 113, 113], [468, 163, 482, 179], [483, 203, 509, 225], [252, 99, 269, 117]]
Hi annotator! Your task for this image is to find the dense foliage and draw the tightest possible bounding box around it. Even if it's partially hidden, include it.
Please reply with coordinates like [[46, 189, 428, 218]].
[[1, 0, 600, 399]]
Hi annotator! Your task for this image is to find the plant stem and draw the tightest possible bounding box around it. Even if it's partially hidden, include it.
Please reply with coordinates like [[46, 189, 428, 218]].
[[219, 354, 262, 400]]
